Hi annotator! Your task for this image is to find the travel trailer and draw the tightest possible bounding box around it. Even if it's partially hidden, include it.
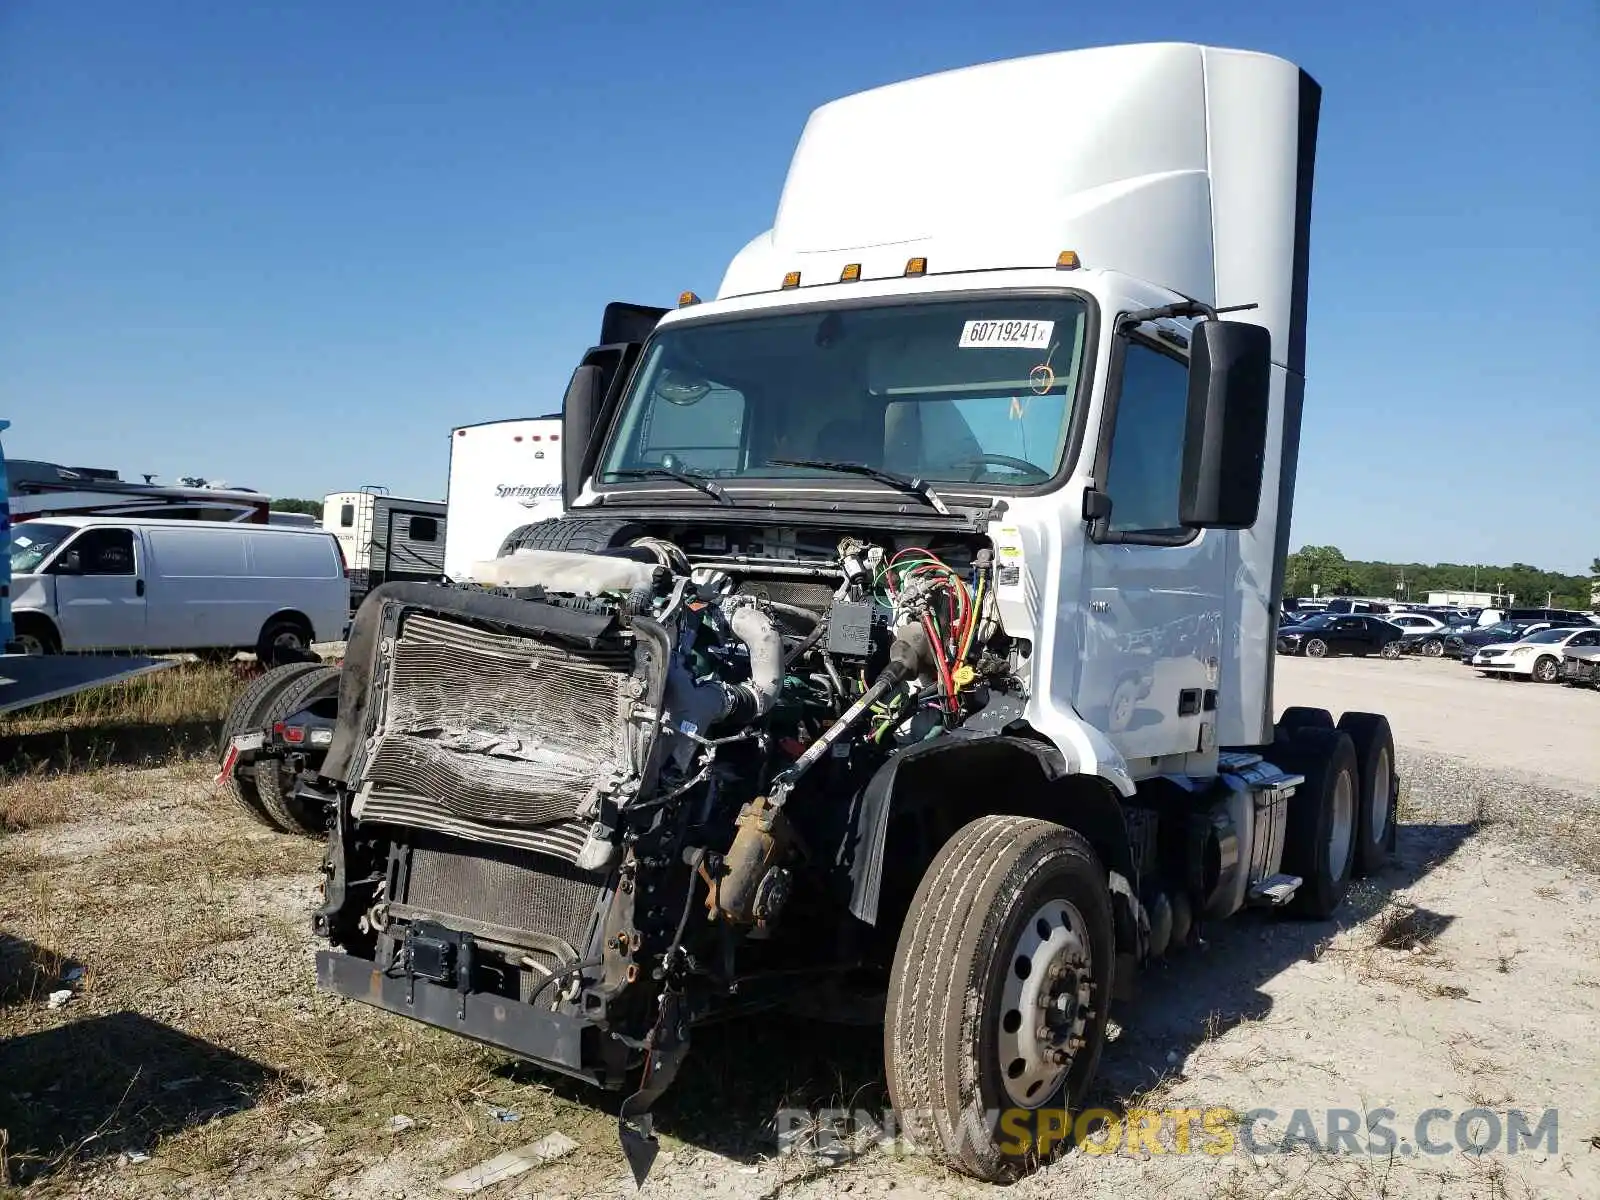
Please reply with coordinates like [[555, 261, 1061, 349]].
[[442, 416, 564, 580], [321, 488, 447, 608]]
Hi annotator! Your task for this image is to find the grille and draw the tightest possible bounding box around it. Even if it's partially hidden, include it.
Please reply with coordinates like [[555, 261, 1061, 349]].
[[359, 612, 636, 843], [398, 830, 604, 964]]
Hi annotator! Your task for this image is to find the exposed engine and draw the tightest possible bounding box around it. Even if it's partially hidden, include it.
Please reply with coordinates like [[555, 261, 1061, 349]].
[[312, 526, 1019, 1123]]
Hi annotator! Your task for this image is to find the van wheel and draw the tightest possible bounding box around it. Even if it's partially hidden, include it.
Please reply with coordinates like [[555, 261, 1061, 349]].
[[218, 662, 327, 830], [254, 666, 339, 837], [1272, 729, 1359, 919], [1336, 712, 1397, 877], [12, 616, 60, 655], [885, 816, 1114, 1181], [256, 616, 315, 667]]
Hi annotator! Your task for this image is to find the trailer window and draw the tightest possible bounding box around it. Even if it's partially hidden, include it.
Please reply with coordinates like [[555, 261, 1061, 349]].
[[409, 516, 439, 542], [340, 504, 355, 528]]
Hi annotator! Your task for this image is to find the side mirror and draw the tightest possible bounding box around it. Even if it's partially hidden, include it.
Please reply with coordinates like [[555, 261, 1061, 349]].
[[1179, 320, 1272, 529], [562, 363, 605, 509], [51, 550, 84, 575]]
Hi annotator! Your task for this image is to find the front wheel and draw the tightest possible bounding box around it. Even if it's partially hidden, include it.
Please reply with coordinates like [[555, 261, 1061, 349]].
[[1532, 655, 1560, 683], [1303, 637, 1329, 658], [885, 816, 1114, 1182], [1422, 640, 1445, 658]]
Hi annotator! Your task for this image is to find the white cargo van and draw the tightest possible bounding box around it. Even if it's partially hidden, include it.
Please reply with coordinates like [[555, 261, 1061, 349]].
[[9, 516, 349, 661]]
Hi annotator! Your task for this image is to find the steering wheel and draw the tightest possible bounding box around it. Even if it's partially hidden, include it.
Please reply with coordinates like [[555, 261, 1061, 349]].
[[949, 454, 1051, 483]]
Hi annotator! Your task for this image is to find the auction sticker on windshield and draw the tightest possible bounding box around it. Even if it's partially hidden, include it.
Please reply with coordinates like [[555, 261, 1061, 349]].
[[959, 319, 1054, 349]]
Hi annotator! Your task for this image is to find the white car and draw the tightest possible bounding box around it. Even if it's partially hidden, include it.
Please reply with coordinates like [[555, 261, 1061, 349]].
[[1385, 612, 1445, 634], [1470, 626, 1600, 682]]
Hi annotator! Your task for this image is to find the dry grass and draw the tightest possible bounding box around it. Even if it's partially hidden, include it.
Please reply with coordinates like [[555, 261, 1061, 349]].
[[0, 662, 251, 833]]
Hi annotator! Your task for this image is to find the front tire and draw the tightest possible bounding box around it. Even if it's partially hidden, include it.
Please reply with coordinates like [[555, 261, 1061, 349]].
[[885, 816, 1114, 1182], [1303, 637, 1329, 658], [1532, 655, 1560, 683]]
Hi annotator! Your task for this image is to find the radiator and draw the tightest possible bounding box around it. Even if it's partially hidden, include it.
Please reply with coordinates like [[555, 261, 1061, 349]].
[[356, 611, 642, 857], [396, 830, 605, 968]]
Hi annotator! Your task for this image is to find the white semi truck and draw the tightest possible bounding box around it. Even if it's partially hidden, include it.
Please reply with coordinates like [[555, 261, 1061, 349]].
[[219, 43, 1396, 1184]]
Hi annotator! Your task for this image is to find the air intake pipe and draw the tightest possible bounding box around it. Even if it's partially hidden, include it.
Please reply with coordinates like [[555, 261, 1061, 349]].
[[717, 599, 785, 725], [767, 623, 933, 805]]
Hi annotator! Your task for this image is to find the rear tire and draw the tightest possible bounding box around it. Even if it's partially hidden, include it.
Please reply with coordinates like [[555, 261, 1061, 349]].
[[218, 662, 326, 830], [256, 615, 316, 667], [253, 666, 339, 836], [1272, 729, 1359, 919], [1336, 712, 1397, 877], [1277, 706, 1334, 741], [885, 816, 1114, 1182]]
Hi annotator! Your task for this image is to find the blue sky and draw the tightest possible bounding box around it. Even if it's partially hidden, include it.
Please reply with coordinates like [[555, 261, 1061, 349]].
[[2, 1, 1594, 573]]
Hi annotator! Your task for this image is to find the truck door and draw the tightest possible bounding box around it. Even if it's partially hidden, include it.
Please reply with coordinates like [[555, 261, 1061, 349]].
[[1074, 326, 1225, 763], [48, 526, 148, 651]]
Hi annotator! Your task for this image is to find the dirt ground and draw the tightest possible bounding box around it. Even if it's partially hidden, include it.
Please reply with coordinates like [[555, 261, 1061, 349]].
[[1, 658, 1596, 1199]]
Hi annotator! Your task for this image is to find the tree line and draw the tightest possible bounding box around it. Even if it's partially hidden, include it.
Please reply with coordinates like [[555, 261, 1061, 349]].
[[1287, 545, 1596, 610], [271, 497, 324, 519]]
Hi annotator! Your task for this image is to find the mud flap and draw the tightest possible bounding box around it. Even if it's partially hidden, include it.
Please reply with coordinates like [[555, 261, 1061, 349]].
[[618, 988, 689, 1188]]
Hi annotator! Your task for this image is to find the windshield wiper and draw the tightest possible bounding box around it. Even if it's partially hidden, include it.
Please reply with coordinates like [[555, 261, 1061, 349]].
[[608, 467, 732, 506], [766, 458, 951, 516]]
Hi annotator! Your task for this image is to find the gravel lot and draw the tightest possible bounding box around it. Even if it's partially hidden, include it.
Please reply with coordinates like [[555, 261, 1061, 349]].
[[1, 657, 1596, 1199]]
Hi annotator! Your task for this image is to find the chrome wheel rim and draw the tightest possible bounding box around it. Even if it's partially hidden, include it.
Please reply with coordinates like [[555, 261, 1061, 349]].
[[1534, 657, 1556, 682], [1306, 639, 1327, 658], [1329, 768, 1356, 878], [1370, 747, 1391, 844], [997, 900, 1094, 1109]]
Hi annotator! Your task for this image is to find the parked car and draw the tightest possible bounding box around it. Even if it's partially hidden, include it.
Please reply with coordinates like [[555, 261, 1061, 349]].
[[1276, 613, 1406, 658], [1445, 620, 1555, 661], [1502, 606, 1600, 627], [1469, 626, 1599, 682], [9, 516, 349, 662], [1386, 612, 1445, 634], [1561, 638, 1600, 688]]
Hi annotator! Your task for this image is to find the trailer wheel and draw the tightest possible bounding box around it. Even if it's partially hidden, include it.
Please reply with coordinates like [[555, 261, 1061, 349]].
[[1276, 706, 1334, 741], [252, 666, 340, 836], [1273, 729, 1359, 919], [217, 662, 326, 830], [497, 517, 642, 557], [885, 816, 1113, 1181], [1336, 712, 1397, 877]]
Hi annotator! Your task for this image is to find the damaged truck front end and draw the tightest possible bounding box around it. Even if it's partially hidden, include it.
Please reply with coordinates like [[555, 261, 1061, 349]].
[[308, 541, 932, 1177]]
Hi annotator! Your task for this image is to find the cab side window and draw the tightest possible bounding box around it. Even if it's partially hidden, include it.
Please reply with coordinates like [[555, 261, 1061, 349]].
[[59, 528, 136, 575], [1101, 338, 1190, 536]]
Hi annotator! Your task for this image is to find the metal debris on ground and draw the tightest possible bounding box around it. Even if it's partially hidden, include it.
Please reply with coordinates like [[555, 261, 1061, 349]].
[[483, 1105, 521, 1123], [45, 989, 73, 1009], [438, 1131, 580, 1194], [383, 1114, 417, 1133]]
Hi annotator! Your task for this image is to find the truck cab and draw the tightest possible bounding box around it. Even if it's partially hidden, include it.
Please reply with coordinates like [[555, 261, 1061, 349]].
[[245, 43, 1398, 1185]]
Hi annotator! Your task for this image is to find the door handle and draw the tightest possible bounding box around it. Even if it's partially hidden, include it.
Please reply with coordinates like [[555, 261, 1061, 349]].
[[136, 579, 145, 597]]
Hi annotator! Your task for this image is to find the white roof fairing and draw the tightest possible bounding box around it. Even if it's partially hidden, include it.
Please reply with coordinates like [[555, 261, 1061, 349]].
[[718, 43, 1312, 370]]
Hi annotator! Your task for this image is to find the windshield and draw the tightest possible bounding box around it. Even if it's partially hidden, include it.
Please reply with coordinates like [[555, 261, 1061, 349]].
[[1523, 627, 1575, 644], [598, 295, 1091, 490], [9, 522, 73, 573]]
